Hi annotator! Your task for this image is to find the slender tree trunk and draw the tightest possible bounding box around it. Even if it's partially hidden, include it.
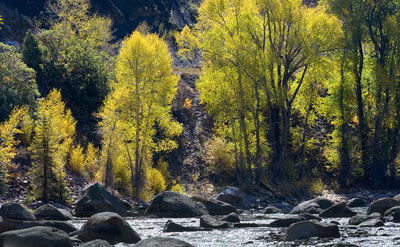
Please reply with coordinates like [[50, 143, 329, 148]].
[[353, 41, 368, 181], [300, 103, 312, 164], [254, 80, 262, 186], [339, 56, 351, 188], [230, 117, 241, 186], [105, 121, 116, 189]]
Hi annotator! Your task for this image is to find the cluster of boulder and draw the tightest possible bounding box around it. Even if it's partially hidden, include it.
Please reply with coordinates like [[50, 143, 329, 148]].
[[3, 183, 400, 246]]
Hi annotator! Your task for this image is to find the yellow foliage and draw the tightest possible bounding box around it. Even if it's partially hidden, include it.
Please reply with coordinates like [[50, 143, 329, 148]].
[[170, 183, 185, 194], [141, 167, 166, 202], [69, 144, 84, 174], [84, 142, 100, 182], [205, 136, 236, 178], [183, 98, 192, 109]]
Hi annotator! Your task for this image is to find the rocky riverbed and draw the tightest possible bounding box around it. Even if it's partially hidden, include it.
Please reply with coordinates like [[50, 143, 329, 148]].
[[66, 208, 400, 247]]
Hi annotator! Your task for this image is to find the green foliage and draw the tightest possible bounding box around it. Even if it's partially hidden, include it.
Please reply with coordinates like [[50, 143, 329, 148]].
[[205, 136, 236, 181], [0, 43, 39, 122], [22, 30, 44, 73], [29, 89, 76, 202]]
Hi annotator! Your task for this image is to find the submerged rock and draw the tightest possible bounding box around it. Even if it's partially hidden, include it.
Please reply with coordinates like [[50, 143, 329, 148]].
[[284, 221, 340, 241], [367, 198, 400, 215], [0, 203, 36, 221], [263, 206, 284, 214], [384, 205, 400, 216], [358, 218, 385, 227], [145, 191, 208, 217], [77, 212, 141, 245], [200, 215, 233, 229], [0, 226, 72, 247], [319, 202, 356, 218], [269, 216, 305, 227], [34, 204, 73, 221], [348, 213, 382, 225], [78, 239, 111, 247], [135, 237, 195, 247], [163, 220, 211, 232], [75, 183, 127, 217]]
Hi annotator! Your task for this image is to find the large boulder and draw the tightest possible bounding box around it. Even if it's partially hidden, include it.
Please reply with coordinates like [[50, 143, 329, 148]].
[[200, 215, 233, 229], [34, 204, 73, 221], [319, 202, 356, 218], [348, 213, 382, 226], [145, 192, 208, 217], [75, 183, 127, 217], [347, 198, 365, 208], [367, 197, 400, 215], [285, 221, 340, 241], [290, 197, 334, 214], [77, 212, 141, 245], [0, 226, 72, 247], [135, 237, 195, 247], [78, 240, 111, 247], [205, 199, 237, 215], [0, 203, 36, 221], [212, 187, 251, 209], [15, 220, 78, 234], [269, 216, 306, 227]]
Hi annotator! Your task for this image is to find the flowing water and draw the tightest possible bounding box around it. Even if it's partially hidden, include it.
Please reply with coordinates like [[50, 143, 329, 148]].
[[71, 208, 400, 247]]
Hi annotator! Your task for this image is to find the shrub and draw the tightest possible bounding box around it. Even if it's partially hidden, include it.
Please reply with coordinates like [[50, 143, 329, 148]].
[[69, 144, 85, 174], [205, 136, 235, 179]]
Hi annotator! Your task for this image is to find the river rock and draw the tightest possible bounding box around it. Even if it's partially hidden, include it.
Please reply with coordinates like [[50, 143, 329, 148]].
[[15, 220, 78, 234], [284, 221, 340, 241], [393, 211, 400, 223], [135, 237, 195, 247], [384, 205, 400, 216], [263, 206, 284, 214], [367, 197, 400, 215], [75, 183, 127, 217], [290, 197, 334, 214], [163, 220, 211, 232], [212, 187, 251, 209], [358, 218, 385, 227], [221, 212, 240, 223], [200, 215, 233, 229], [319, 202, 356, 218], [348, 213, 382, 225], [145, 191, 208, 217], [347, 198, 365, 208], [77, 212, 141, 245], [393, 193, 400, 201], [0, 226, 72, 247], [0, 203, 36, 221], [269, 215, 306, 227], [78, 239, 111, 247], [34, 204, 73, 221], [299, 213, 322, 221], [205, 199, 237, 215]]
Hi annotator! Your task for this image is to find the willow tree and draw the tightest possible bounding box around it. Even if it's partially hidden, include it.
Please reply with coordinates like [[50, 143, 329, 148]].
[[98, 31, 182, 198], [29, 90, 76, 202]]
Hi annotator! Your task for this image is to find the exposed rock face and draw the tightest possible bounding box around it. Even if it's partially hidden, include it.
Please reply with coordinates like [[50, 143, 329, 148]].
[[367, 198, 400, 215], [0, 226, 72, 247], [75, 183, 127, 217], [34, 204, 73, 221], [200, 215, 233, 229], [0, 203, 36, 221], [319, 202, 356, 218], [290, 197, 334, 214], [77, 212, 140, 245], [145, 191, 208, 217], [285, 221, 340, 241], [205, 199, 237, 215], [135, 237, 195, 247]]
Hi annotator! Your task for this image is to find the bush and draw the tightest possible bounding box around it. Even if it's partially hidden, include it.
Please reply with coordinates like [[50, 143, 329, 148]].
[[205, 136, 235, 179], [170, 182, 185, 194], [141, 167, 167, 202]]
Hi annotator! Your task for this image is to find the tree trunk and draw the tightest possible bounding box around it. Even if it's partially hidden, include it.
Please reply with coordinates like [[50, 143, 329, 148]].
[[254, 80, 262, 186]]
